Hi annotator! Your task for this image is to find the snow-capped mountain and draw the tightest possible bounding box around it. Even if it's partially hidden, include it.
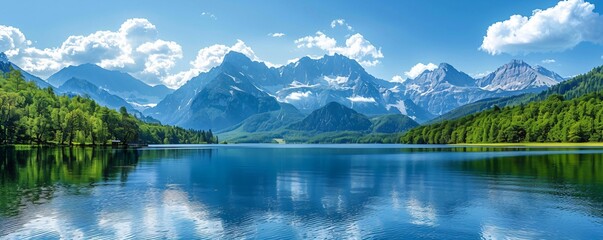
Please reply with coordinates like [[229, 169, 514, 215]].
[[0, 52, 53, 89], [147, 52, 566, 130], [184, 72, 281, 130], [399, 60, 564, 115], [275, 53, 397, 115], [145, 52, 282, 130], [476, 59, 564, 92], [400, 63, 496, 115], [145, 52, 432, 130], [47, 63, 173, 107]]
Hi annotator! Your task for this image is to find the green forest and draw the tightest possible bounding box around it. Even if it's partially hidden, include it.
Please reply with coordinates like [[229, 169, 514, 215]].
[[0, 68, 217, 145], [401, 93, 603, 144]]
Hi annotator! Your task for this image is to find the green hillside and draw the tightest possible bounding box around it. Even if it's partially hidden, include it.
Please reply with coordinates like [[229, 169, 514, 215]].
[[0, 68, 217, 145], [371, 114, 419, 133], [220, 103, 418, 143], [402, 93, 603, 144]]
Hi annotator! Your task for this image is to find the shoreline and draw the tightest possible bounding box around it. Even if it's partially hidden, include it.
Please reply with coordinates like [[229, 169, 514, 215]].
[[5, 142, 603, 148], [452, 142, 603, 147]]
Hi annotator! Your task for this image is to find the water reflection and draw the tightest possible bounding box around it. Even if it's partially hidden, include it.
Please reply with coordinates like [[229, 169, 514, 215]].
[[0, 146, 602, 238]]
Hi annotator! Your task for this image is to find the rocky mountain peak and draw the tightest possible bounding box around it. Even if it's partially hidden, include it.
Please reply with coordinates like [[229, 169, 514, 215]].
[[437, 62, 454, 71], [0, 52, 9, 63], [411, 62, 474, 87], [507, 59, 528, 66], [476, 60, 563, 91], [222, 51, 254, 65]]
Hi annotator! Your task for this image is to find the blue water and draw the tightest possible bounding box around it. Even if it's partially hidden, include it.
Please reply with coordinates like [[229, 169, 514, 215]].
[[1, 144, 603, 239]]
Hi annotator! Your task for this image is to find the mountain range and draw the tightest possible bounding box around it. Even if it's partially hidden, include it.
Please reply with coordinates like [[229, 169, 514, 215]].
[[0, 51, 567, 139], [145, 52, 413, 130], [147, 51, 564, 131], [398, 60, 565, 115], [47, 63, 173, 108]]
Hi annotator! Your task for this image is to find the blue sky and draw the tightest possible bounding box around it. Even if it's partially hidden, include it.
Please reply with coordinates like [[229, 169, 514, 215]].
[[1, 0, 602, 88]]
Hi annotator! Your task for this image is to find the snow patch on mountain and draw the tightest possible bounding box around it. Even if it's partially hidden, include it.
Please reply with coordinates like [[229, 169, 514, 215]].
[[323, 76, 349, 85], [347, 96, 376, 103], [287, 81, 320, 89], [388, 85, 401, 93], [129, 102, 157, 109], [284, 91, 312, 101], [387, 100, 408, 116], [323, 76, 352, 90]]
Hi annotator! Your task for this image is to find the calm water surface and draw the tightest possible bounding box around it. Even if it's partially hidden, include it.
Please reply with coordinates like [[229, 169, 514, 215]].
[[1, 144, 603, 239]]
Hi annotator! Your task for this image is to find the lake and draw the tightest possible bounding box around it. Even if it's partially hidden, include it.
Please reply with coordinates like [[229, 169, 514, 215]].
[[1, 144, 603, 239]]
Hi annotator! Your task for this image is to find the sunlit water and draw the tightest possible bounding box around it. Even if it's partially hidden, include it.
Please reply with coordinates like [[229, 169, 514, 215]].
[[1, 144, 603, 239]]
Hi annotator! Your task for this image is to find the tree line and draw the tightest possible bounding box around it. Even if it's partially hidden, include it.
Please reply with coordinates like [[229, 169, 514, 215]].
[[401, 93, 603, 144], [0, 68, 217, 145]]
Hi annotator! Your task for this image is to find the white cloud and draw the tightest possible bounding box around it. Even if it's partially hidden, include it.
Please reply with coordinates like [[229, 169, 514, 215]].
[[347, 96, 376, 103], [330, 19, 354, 31], [391, 75, 406, 83], [201, 12, 217, 20], [136, 40, 183, 78], [163, 40, 276, 88], [390, 63, 438, 83], [295, 32, 383, 67], [404, 63, 438, 79], [269, 33, 285, 38], [0, 18, 183, 85], [541, 59, 556, 64], [0, 25, 31, 54], [295, 31, 337, 50], [480, 0, 603, 55]]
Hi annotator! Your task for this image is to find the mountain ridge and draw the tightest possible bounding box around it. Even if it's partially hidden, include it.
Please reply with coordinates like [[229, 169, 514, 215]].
[[47, 63, 173, 106], [400, 59, 564, 115], [0, 52, 53, 89], [58, 77, 140, 115]]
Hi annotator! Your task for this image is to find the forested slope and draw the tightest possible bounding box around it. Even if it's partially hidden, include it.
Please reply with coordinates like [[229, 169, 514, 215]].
[[0, 68, 217, 145], [402, 93, 603, 144]]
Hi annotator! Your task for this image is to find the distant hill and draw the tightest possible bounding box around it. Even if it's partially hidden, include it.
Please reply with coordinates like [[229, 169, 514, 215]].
[[219, 103, 305, 133], [288, 102, 372, 132], [220, 102, 419, 143], [371, 114, 419, 133]]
